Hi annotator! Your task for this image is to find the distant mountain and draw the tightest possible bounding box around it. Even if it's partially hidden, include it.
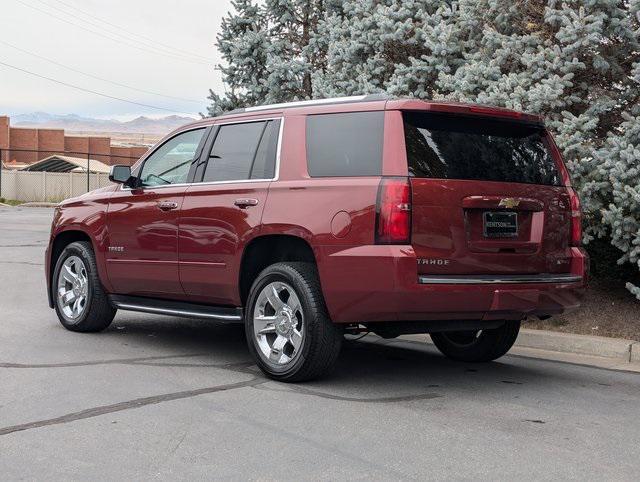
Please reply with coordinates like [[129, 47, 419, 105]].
[[11, 112, 198, 134]]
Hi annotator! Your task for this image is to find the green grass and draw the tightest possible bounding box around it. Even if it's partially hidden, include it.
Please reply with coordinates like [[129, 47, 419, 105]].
[[0, 197, 23, 206]]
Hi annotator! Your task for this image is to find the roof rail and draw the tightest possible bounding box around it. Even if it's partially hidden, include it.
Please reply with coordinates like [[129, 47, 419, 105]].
[[225, 93, 389, 115]]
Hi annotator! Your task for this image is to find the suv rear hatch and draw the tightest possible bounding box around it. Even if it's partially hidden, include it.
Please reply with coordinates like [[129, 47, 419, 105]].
[[403, 109, 576, 278]]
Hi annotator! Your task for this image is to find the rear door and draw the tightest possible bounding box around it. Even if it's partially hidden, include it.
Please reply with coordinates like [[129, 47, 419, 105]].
[[178, 118, 281, 305], [402, 111, 573, 277]]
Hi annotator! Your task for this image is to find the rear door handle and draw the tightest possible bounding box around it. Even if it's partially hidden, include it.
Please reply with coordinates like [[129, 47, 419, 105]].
[[157, 201, 178, 211], [234, 198, 259, 209]]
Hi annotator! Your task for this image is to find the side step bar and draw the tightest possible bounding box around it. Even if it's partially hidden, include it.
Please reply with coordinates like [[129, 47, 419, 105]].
[[109, 295, 243, 322]]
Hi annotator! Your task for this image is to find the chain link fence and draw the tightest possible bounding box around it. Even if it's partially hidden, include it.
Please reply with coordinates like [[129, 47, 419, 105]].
[[0, 148, 141, 203]]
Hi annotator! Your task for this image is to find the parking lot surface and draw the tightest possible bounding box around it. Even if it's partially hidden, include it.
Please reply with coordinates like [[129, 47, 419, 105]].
[[1, 207, 639, 480]]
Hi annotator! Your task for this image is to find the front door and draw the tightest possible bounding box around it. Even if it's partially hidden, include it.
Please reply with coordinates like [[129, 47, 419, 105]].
[[179, 118, 281, 305], [106, 127, 207, 298]]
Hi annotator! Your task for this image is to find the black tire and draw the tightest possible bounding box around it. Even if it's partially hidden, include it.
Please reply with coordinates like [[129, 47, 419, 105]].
[[244, 262, 343, 382], [430, 321, 521, 362], [52, 241, 116, 332]]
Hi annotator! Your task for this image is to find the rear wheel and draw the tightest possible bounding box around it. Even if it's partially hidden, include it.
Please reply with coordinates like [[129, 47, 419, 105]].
[[244, 262, 343, 382], [430, 321, 520, 362], [52, 241, 116, 332]]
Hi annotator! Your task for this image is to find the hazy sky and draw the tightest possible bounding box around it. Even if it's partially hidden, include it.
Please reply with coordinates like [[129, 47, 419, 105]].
[[0, 0, 234, 120]]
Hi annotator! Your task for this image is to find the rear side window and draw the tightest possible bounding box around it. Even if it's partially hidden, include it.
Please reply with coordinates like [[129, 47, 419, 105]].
[[203, 119, 279, 182], [250, 119, 280, 179], [403, 112, 561, 186], [306, 111, 384, 177]]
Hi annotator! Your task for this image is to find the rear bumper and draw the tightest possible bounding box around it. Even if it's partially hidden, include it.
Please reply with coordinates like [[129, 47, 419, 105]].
[[317, 245, 587, 324]]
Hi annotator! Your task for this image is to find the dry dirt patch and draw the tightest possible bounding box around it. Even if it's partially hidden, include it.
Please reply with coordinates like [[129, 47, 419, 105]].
[[527, 279, 640, 341]]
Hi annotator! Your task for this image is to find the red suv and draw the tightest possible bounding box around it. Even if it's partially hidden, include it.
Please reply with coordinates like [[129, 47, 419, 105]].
[[45, 95, 587, 381]]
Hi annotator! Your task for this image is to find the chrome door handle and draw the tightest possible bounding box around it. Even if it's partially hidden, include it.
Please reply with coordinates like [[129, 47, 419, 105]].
[[234, 198, 259, 209], [157, 201, 178, 211]]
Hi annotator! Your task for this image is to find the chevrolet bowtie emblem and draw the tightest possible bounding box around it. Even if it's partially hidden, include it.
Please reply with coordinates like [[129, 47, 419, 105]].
[[498, 198, 520, 209]]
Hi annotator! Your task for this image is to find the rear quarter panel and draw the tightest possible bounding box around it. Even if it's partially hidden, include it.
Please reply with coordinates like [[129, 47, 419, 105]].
[[260, 112, 404, 321]]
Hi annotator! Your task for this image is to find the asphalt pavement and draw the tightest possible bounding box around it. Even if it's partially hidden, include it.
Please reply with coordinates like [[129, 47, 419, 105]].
[[1, 206, 639, 480]]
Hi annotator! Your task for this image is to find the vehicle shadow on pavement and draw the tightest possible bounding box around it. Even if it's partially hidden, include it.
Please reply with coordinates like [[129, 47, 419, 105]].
[[102, 315, 251, 359], [329, 337, 568, 390], [91, 316, 595, 396]]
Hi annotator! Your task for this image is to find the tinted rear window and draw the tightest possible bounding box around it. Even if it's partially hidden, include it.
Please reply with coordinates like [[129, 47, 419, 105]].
[[403, 112, 561, 186], [306, 111, 384, 177]]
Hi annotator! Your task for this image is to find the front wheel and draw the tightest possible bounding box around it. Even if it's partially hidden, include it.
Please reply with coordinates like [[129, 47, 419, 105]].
[[52, 241, 116, 332], [244, 262, 343, 382], [430, 321, 521, 362]]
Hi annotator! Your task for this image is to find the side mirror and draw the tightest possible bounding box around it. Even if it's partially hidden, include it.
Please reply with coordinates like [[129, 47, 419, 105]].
[[109, 165, 134, 186]]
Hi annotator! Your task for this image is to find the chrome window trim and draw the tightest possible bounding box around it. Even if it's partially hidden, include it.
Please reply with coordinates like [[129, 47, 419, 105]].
[[213, 116, 281, 126], [119, 117, 284, 191], [418, 274, 583, 285]]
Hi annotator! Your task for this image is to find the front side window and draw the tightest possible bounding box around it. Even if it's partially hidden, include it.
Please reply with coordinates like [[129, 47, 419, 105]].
[[202, 120, 280, 183], [138, 128, 205, 187]]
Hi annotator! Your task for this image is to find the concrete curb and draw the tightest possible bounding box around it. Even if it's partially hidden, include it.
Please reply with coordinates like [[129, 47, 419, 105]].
[[631, 343, 640, 363], [516, 329, 636, 361], [401, 329, 639, 363], [17, 202, 58, 208]]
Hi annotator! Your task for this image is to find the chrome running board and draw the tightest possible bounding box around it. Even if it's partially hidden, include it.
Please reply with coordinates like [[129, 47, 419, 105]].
[[109, 295, 243, 322]]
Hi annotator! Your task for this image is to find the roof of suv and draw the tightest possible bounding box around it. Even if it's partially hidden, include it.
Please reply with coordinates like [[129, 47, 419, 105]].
[[185, 95, 543, 130]]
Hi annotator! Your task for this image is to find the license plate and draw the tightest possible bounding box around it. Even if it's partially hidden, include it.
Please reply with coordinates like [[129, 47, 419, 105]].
[[483, 211, 518, 238]]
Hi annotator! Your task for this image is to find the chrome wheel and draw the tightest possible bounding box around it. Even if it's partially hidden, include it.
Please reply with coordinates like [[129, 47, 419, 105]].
[[253, 281, 304, 366], [56, 255, 89, 321]]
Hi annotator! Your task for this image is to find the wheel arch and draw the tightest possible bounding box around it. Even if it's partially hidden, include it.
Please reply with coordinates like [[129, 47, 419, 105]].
[[47, 229, 97, 308], [238, 234, 317, 306]]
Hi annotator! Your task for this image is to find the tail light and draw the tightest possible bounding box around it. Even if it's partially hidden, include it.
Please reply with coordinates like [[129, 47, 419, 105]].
[[375, 177, 411, 244], [568, 187, 582, 246]]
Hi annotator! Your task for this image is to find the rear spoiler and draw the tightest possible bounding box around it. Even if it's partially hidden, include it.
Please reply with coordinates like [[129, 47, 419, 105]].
[[386, 99, 544, 124]]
